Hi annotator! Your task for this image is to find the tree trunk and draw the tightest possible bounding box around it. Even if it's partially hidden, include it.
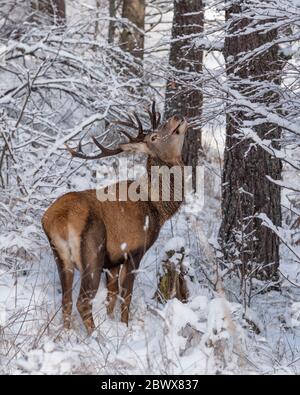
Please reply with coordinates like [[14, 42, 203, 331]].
[[219, 1, 283, 280], [155, 247, 189, 304], [32, 0, 66, 24], [120, 0, 145, 60], [94, 0, 101, 41], [165, 0, 204, 189], [108, 0, 116, 44]]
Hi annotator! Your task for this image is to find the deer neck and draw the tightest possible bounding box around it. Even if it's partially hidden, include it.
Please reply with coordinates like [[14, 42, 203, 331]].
[[146, 156, 184, 225]]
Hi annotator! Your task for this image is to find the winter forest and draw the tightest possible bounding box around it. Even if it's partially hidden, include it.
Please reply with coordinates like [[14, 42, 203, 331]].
[[0, 0, 300, 376]]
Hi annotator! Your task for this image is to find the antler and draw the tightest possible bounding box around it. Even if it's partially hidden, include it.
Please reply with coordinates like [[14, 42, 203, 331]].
[[65, 101, 162, 161], [65, 116, 146, 161], [115, 101, 161, 134], [146, 101, 161, 131], [65, 136, 124, 160], [112, 112, 145, 142]]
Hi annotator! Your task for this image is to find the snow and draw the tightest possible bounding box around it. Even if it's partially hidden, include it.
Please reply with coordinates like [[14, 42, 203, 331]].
[[0, 302, 6, 327], [290, 303, 300, 328], [164, 237, 186, 253], [1, 186, 300, 375], [1, 0, 300, 376]]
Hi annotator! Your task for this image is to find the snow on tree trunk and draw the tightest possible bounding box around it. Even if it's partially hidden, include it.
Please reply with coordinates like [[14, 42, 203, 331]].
[[219, 0, 284, 281], [165, 0, 204, 189]]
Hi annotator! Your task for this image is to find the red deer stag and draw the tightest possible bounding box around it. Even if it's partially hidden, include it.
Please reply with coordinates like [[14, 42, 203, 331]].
[[42, 103, 189, 334]]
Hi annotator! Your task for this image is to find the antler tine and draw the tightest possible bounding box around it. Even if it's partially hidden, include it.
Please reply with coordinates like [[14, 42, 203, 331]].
[[152, 101, 156, 119], [112, 113, 138, 130], [113, 112, 146, 142], [113, 113, 144, 134], [146, 108, 154, 131], [155, 111, 161, 129], [112, 120, 137, 129], [78, 139, 83, 153], [91, 136, 123, 156], [65, 143, 105, 160], [152, 101, 162, 130], [151, 101, 160, 130], [146, 101, 161, 131], [65, 136, 123, 161], [133, 112, 144, 136]]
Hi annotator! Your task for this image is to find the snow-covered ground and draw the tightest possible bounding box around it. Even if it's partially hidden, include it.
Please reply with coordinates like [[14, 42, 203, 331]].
[[1, 145, 299, 375]]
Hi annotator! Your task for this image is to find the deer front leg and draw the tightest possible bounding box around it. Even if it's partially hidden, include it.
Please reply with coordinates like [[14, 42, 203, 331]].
[[119, 252, 142, 325], [119, 264, 135, 325]]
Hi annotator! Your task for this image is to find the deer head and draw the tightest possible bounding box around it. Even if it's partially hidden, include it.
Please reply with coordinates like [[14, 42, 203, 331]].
[[66, 102, 188, 165]]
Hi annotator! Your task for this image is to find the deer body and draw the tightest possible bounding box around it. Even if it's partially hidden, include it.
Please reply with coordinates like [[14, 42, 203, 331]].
[[42, 105, 188, 333]]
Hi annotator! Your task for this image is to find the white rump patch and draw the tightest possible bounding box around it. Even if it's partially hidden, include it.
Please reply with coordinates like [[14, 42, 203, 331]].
[[68, 226, 82, 272]]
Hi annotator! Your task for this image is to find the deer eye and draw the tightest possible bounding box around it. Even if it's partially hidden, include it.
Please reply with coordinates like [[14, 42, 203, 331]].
[[151, 134, 158, 142]]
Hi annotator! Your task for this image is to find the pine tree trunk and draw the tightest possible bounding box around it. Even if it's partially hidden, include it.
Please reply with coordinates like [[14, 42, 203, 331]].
[[219, 1, 283, 280], [108, 0, 116, 44], [165, 0, 204, 188], [120, 0, 145, 60]]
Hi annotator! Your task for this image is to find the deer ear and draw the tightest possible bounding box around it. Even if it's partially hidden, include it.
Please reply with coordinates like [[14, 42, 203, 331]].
[[120, 142, 151, 155]]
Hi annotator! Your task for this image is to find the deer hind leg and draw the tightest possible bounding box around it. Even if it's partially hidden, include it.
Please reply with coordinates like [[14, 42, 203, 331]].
[[50, 243, 74, 330], [119, 251, 143, 325], [106, 266, 120, 318], [76, 221, 105, 335]]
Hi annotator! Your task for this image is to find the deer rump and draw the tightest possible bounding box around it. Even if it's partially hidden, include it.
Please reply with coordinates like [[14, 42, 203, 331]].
[[43, 188, 161, 331]]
